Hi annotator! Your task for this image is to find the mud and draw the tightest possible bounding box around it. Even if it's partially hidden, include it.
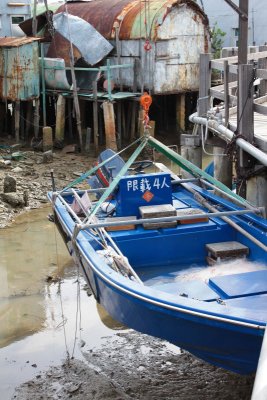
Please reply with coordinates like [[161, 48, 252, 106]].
[[12, 330, 254, 400], [0, 144, 93, 228]]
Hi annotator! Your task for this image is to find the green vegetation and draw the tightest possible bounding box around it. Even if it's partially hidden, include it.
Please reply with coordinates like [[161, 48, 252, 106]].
[[211, 23, 226, 59]]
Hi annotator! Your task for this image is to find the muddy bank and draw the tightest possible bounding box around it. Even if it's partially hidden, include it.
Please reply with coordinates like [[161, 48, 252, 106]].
[[13, 330, 254, 400], [0, 144, 93, 228]]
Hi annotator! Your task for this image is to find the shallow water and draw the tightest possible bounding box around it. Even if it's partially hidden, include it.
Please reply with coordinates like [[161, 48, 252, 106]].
[[0, 207, 126, 399]]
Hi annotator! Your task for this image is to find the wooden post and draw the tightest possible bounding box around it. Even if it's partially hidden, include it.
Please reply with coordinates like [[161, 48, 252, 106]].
[[237, 64, 254, 198], [25, 101, 33, 141], [85, 127, 91, 154], [130, 101, 137, 140], [180, 52, 211, 179], [67, 98, 73, 140], [14, 101, 20, 142], [103, 101, 117, 151], [198, 53, 211, 118], [259, 45, 267, 97], [176, 93, 186, 133], [93, 80, 99, 153], [117, 102, 122, 148], [138, 109, 144, 137], [33, 98, 40, 139], [55, 94, 66, 145], [0, 102, 5, 134]]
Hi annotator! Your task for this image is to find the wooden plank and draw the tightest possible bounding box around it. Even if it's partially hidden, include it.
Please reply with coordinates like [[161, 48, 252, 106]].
[[254, 103, 267, 116], [210, 88, 237, 104]]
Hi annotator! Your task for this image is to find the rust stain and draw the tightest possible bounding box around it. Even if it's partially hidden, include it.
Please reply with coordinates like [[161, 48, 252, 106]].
[[0, 37, 40, 47], [56, 0, 134, 39], [48, 0, 210, 65], [118, 1, 144, 39]]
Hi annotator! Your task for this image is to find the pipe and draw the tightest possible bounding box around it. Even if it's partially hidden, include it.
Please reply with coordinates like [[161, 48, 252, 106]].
[[189, 113, 267, 167], [79, 209, 256, 230]]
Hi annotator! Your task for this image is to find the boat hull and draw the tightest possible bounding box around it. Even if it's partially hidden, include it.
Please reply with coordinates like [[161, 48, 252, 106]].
[[76, 248, 262, 375]]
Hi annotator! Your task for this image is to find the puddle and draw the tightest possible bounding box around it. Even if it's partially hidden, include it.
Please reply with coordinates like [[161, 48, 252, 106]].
[[0, 207, 126, 399]]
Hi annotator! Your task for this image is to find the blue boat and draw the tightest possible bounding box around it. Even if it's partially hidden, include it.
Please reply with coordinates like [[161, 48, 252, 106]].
[[48, 136, 267, 375]]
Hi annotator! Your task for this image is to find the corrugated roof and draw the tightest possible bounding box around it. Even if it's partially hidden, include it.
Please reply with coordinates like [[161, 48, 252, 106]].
[[0, 37, 40, 47], [47, 0, 208, 63]]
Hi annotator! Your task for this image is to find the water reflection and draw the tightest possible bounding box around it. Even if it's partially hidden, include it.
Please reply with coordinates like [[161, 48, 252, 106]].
[[0, 207, 70, 348], [0, 207, 127, 399]]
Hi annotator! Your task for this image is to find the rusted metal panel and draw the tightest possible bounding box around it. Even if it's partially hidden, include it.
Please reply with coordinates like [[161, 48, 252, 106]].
[[0, 39, 40, 101], [56, 0, 133, 39], [47, 0, 209, 94]]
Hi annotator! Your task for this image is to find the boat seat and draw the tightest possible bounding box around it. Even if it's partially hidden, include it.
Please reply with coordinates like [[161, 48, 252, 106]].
[[153, 280, 219, 301], [209, 270, 267, 299], [224, 293, 267, 322]]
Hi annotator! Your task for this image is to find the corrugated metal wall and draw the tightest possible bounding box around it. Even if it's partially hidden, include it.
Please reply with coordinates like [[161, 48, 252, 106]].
[[0, 38, 40, 101]]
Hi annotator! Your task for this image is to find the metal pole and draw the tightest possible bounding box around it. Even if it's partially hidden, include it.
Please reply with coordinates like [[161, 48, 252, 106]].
[[40, 43, 47, 127]]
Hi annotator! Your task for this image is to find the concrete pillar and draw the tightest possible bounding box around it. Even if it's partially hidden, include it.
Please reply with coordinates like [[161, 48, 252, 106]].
[[55, 95, 66, 145], [247, 174, 267, 211], [43, 126, 53, 152], [181, 146, 202, 179], [103, 101, 117, 151], [214, 147, 232, 189]]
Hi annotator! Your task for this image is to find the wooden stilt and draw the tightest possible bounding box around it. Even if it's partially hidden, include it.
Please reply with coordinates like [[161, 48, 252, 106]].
[[93, 81, 99, 153], [117, 102, 122, 148], [33, 98, 40, 139], [176, 93, 186, 132], [55, 94, 66, 145], [103, 101, 117, 151], [25, 101, 33, 141], [130, 101, 137, 140], [14, 101, 20, 142], [67, 98, 73, 140]]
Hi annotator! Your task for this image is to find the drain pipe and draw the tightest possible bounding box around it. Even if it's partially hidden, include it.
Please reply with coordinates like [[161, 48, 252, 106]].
[[189, 113, 267, 167]]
